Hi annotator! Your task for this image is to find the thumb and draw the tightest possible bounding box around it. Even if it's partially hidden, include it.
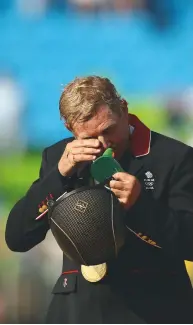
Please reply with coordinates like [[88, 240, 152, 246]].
[[112, 172, 129, 181]]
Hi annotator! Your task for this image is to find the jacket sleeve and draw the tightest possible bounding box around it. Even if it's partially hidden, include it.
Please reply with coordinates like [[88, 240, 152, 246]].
[[127, 146, 193, 261], [5, 148, 72, 252]]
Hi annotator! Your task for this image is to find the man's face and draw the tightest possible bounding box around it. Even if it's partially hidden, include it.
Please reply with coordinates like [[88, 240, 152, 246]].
[[70, 104, 130, 159]]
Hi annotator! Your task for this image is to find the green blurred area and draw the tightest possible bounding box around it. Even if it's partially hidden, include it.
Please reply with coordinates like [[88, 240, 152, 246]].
[[0, 152, 41, 212]]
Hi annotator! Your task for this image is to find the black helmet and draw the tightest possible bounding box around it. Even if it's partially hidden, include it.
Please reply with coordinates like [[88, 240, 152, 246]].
[[48, 184, 126, 266]]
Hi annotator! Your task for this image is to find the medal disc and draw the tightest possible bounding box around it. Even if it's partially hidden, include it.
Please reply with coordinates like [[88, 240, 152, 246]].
[[81, 263, 107, 282]]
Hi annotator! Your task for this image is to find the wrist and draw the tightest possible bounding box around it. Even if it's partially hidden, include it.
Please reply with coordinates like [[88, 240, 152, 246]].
[[58, 158, 76, 177]]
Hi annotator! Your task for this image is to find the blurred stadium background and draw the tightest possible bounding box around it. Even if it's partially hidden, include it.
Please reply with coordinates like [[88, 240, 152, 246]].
[[0, 0, 193, 323]]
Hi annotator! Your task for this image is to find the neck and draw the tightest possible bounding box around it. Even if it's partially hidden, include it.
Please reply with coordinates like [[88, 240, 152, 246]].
[[115, 131, 130, 160]]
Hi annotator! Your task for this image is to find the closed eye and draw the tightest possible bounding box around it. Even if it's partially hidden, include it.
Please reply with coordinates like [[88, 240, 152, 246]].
[[102, 125, 115, 135]]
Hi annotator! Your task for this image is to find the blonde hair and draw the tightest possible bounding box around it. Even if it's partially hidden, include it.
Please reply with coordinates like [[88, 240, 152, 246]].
[[59, 75, 124, 128]]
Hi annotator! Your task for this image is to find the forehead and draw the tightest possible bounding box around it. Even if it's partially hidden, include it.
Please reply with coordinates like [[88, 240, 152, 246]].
[[73, 106, 118, 138]]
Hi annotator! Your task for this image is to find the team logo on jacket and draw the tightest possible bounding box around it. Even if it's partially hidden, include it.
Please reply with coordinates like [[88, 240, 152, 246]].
[[144, 171, 155, 190]]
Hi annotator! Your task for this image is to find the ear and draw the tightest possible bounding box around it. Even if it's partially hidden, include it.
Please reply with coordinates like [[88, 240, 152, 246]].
[[65, 122, 72, 132], [65, 123, 77, 138], [121, 99, 129, 115]]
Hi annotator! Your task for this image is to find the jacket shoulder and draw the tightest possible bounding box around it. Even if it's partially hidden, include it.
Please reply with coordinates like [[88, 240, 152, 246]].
[[151, 131, 193, 158]]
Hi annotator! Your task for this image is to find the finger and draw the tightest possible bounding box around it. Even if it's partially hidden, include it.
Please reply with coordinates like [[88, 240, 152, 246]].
[[117, 198, 127, 207], [112, 172, 132, 181], [110, 180, 129, 191], [111, 190, 131, 209], [73, 139, 101, 148], [71, 146, 101, 156], [71, 153, 97, 163], [110, 188, 126, 198]]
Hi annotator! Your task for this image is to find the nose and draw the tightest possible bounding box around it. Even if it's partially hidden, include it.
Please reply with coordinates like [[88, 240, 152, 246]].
[[98, 135, 111, 150]]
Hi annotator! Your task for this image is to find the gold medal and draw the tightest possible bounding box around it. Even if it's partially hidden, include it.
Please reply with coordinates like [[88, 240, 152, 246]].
[[81, 263, 107, 282]]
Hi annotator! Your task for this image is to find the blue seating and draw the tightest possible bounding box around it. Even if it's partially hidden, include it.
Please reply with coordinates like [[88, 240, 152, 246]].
[[0, 5, 192, 148]]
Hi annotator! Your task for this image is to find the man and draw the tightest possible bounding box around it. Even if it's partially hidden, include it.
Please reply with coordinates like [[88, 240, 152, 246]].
[[5, 76, 193, 323]]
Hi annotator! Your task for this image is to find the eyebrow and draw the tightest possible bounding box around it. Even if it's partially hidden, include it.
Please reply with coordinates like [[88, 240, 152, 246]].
[[81, 123, 116, 139]]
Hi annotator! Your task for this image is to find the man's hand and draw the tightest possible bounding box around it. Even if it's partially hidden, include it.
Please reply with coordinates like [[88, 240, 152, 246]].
[[58, 139, 102, 176], [109, 172, 141, 210]]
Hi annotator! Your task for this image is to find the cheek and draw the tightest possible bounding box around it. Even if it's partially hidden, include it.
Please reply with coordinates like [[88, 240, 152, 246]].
[[109, 134, 123, 144], [111, 128, 127, 142]]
